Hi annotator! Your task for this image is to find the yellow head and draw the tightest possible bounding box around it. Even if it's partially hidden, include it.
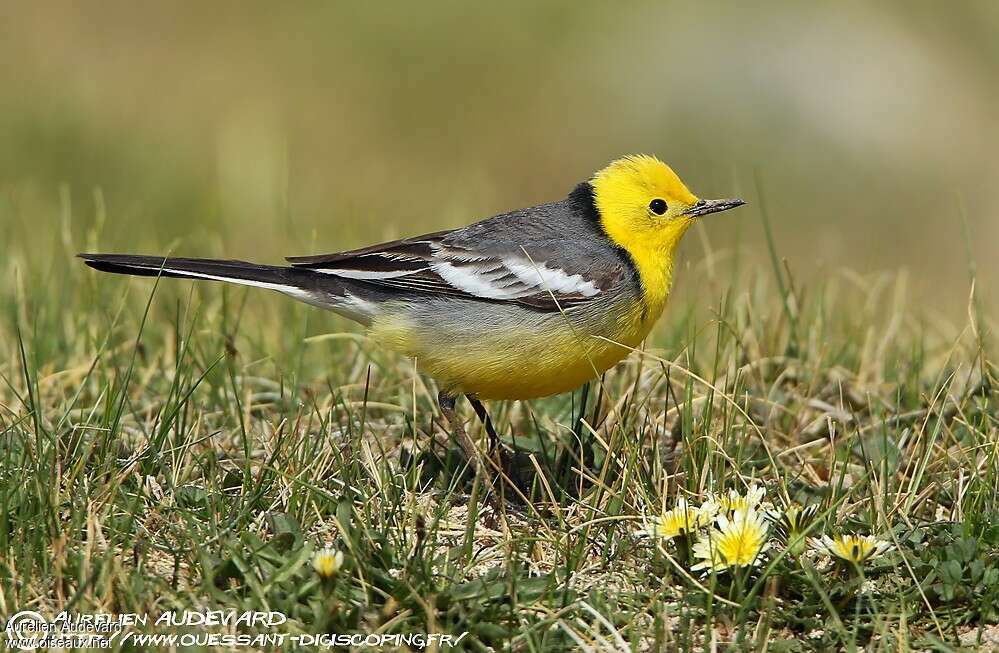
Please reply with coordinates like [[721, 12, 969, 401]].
[[589, 155, 744, 316], [590, 154, 744, 258]]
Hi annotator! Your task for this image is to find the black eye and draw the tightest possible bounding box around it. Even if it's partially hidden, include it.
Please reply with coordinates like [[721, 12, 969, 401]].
[[649, 198, 668, 215]]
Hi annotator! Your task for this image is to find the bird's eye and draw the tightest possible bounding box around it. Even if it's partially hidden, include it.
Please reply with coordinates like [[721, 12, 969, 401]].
[[649, 198, 668, 215]]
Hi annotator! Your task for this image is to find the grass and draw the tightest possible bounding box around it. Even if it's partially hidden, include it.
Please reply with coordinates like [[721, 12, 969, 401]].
[[1, 213, 997, 651]]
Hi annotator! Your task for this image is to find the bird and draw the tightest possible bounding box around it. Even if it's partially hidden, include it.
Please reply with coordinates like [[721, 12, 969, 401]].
[[79, 154, 744, 476]]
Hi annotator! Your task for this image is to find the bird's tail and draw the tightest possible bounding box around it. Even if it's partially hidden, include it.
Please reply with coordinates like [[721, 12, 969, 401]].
[[77, 253, 365, 319]]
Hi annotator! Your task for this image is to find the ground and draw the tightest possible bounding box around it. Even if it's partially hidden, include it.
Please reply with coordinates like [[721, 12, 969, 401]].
[[1, 250, 997, 652]]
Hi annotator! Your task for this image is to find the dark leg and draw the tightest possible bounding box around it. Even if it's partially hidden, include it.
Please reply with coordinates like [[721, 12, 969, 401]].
[[469, 396, 529, 504], [438, 391, 486, 478], [467, 396, 499, 452]]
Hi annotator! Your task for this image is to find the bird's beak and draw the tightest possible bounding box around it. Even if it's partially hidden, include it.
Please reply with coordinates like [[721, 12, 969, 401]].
[[684, 198, 746, 218]]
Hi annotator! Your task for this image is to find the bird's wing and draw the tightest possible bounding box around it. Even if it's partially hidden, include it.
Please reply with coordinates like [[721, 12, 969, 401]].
[[286, 224, 629, 311]]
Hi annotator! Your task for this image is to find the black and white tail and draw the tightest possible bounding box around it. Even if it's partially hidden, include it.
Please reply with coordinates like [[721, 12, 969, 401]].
[[78, 254, 369, 322]]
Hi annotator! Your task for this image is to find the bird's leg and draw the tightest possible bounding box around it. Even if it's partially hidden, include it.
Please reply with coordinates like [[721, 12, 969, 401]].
[[438, 391, 505, 526], [464, 395, 511, 525], [437, 391, 487, 479], [468, 396, 524, 505], [467, 396, 499, 452]]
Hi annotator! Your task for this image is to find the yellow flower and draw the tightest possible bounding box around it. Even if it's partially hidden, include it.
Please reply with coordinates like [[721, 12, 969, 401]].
[[771, 503, 820, 547], [312, 547, 344, 579], [708, 484, 766, 517], [692, 508, 770, 572], [810, 534, 890, 565], [646, 497, 713, 539]]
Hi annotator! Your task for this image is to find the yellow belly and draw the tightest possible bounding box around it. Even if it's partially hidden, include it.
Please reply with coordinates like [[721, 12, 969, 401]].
[[369, 301, 659, 400], [419, 332, 638, 399]]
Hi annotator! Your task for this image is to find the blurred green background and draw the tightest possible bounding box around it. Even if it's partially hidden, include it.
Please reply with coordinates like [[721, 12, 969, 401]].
[[3, 1, 997, 318]]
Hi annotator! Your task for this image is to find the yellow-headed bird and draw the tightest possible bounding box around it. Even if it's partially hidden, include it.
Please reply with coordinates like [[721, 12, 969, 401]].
[[80, 155, 743, 451]]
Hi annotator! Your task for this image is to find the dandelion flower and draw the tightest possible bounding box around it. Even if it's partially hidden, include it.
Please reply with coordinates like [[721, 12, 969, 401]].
[[708, 484, 766, 516], [692, 508, 770, 572], [810, 534, 890, 565], [646, 497, 713, 539], [771, 503, 820, 553], [312, 547, 344, 579]]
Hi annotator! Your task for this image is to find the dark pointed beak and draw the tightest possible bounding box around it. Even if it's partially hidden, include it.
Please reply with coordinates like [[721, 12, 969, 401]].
[[684, 198, 746, 217]]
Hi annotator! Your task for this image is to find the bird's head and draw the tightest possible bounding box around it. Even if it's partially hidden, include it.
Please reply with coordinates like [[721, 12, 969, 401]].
[[590, 154, 744, 255]]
